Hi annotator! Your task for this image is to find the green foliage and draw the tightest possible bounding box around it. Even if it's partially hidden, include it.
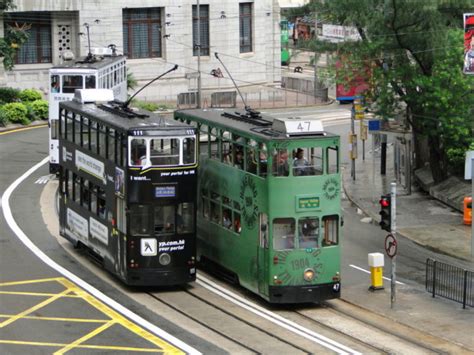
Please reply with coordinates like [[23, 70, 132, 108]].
[[19, 88, 42, 102], [0, 24, 29, 71], [304, 0, 474, 180], [1, 102, 29, 125], [27, 99, 48, 120], [133, 100, 159, 111], [127, 70, 137, 92], [0, 87, 20, 105], [0, 107, 9, 126]]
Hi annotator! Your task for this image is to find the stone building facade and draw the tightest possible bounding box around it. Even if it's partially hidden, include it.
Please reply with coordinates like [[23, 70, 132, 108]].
[[1, 0, 281, 103]]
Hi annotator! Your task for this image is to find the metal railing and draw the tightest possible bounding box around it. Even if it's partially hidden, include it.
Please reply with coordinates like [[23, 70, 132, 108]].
[[425, 258, 473, 309]]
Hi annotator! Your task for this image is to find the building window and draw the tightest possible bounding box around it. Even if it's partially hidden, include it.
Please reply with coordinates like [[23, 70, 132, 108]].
[[123, 8, 162, 59], [5, 12, 52, 64], [239, 3, 253, 53], [192, 5, 210, 56]]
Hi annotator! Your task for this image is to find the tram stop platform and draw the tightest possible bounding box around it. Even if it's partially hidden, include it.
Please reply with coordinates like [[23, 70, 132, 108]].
[[341, 139, 473, 351]]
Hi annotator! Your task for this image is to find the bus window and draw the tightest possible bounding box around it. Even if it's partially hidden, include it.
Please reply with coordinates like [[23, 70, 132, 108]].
[[150, 138, 179, 166], [51, 75, 60, 93], [178, 202, 194, 234], [85, 75, 96, 89], [154, 205, 175, 234], [183, 137, 196, 165], [130, 204, 151, 235], [273, 218, 295, 250], [298, 217, 319, 249], [322, 215, 339, 246], [130, 138, 146, 166], [62, 75, 83, 94], [327, 146, 339, 174]]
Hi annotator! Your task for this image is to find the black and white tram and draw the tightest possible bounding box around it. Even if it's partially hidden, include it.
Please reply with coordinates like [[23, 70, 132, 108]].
[[57, 89, 197, 286]]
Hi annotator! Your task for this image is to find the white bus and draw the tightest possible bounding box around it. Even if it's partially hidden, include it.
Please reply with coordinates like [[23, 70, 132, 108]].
[[49, 51, 127, 173]]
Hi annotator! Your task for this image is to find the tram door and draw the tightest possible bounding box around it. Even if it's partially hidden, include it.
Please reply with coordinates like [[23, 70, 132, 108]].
[[257, 213, 269, 296]]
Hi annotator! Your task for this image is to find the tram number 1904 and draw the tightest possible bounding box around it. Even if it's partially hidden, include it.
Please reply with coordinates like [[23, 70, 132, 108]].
[[291, 258, 310, 271]]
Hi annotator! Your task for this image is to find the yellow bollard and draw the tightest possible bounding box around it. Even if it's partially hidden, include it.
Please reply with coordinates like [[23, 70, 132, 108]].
[[368, 252, 384, 291]]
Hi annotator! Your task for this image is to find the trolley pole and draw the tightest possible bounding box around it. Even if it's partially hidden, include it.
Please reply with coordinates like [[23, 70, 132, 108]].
[[390, 182, 397, 308], [196, 0, 202, 108]]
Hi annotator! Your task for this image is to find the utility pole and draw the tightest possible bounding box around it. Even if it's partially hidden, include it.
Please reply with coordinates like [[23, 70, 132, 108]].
[[196, 0, 202, 108], [390, 182, 397, 308]]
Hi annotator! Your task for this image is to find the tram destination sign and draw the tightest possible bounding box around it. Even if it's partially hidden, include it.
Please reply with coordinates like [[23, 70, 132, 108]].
[[296, 195, 320, 211], [155, 185, 176, 198]]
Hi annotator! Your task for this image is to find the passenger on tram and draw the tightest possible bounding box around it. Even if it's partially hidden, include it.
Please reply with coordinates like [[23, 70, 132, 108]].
[[293, 148, 310, 176], [272, 149, 289, 176]]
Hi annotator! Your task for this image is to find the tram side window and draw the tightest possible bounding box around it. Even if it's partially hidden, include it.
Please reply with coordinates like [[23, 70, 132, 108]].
[[183, 137, 196, 165], [273, 218, 295, 250], [201, 189, 210, 219], [154, 205, 175, 234], [90, 121, 98, 154], [97, 187, 106, 219], [177, 202, 194, 234], [107, 128, 115, 161], [322, 215, 339, 246], [298, 217, 319, 249], [66, 170, 73, 198], [221, 130, 232, 164], [130, 138, 147, 166], [98, 124, 107, 158], [210, 192, 220, 224], [310, 147, 324, 175], [74, 114, 81, 145], [62, 75, 83, 94], [130, 205, 151, 235], [210, 127, 219, 160], [82, 179, 90, 211], [85, 75, 96, 89], [90, 185, 98, 215], [82, 117, 90, 149], [66, 112, 74, 142], [272, 149, 289, 177], [73, 174, 81, 204], [234, 201, 241, 234], [150, 138, 179, 166], [327, 146, 339, 174], [51, 75, 60, 93]]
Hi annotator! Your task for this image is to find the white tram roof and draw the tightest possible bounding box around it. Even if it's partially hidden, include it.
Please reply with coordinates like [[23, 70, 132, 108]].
[[50, 54, 126, 71], [74, 89, 114, 104]]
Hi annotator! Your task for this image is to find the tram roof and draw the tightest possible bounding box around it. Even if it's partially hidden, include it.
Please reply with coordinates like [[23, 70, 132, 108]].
[[51, 55, 125, 71], [176, 108, 339, 141], [60, 100, 193, 133]]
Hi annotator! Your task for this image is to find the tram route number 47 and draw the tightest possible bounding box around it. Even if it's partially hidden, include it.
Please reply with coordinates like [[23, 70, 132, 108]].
[[384, 234, 397, 258]]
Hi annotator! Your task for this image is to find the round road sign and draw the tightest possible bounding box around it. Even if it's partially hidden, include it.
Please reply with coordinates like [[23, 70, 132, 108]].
[[384, 234, 397, 258]]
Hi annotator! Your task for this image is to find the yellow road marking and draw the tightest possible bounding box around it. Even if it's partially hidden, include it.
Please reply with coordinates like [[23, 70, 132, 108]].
[[0, 291, 81, 298], [0, 288, 72, 328], [54, 320, 116, 354], [0, 277, 64, 287], [0, 340, 165, 352], [0, 124, 47, 136], [0, 314, 108, 323], [58, 278, 184, 354]]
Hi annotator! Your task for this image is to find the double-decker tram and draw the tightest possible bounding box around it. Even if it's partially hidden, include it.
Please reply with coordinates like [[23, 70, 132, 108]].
[[57, 90, 197, 286], [49, 49, 127, 173], [175, 108, 342, 303]]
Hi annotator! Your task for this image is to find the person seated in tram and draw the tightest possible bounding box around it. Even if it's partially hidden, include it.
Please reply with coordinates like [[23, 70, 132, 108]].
[[223, 209, 232, 229], [272, 149, 289, 176], [234, 149, 244, 169], [293, 148, 310, 176]]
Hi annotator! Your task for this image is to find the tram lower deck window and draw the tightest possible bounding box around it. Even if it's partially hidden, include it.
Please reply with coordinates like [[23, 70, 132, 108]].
[[130, 205, 151, 235], [273, 218, 295, 250]]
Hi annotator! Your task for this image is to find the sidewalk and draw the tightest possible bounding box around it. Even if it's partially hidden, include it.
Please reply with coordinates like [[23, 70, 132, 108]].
[[341, 140, 474, 351], [343, 143, 472, 262]]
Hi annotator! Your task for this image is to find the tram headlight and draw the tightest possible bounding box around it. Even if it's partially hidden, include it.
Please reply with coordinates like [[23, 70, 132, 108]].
[[159, 253, 171, 266], [303, 268, 315, 282]]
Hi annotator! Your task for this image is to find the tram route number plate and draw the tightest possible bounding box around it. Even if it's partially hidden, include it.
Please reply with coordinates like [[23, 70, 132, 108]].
[[384, 234, 397, 258]]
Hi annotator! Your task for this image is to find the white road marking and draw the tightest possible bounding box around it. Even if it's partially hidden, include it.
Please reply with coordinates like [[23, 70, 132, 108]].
[[35, 174, 54, 184], [350, 264, 405, 285], [1, 157, 201, 355], [197, 274, 361, 355]]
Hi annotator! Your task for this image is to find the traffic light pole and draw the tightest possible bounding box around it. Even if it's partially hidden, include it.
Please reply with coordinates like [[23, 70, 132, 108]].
[[390, 182, 397, 308]]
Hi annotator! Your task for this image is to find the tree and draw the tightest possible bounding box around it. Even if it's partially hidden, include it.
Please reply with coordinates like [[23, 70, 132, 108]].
[[302, 0, 474, 182], [0, 0, 29, 70]]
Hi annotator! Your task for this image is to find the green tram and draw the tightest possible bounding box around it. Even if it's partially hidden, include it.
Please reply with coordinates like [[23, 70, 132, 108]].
[[175, 109, 341, 303]]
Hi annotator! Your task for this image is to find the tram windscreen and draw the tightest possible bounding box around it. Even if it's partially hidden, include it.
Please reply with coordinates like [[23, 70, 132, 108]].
[[62, 75, 84, 93]]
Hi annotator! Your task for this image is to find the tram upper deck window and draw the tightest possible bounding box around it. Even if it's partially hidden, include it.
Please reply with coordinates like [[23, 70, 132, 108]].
[[273, 218, 295, 250], [51, 75, 60, 93], [292, 147, 323, 176], [183, 137, 196, 164], [62, 75, 83, 94], [130, 205, 151, 235], [327, 146, 339, 174], [298, 217, 319, 249], [151, 138, 179, 166], [130, 138, 147, 166], [272, 149, 289, 177]]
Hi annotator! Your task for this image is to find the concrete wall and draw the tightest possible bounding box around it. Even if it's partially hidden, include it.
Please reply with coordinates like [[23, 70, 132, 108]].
[[1, 0, 281, 102]]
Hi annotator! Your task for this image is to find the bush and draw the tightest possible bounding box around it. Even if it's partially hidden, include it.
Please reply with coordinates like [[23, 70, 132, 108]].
[[0, 87, 21, 105], [1, 102, 30, 125], [27, 99, 49, 120], [133, 100, 159, 112], [0, 108, 9, 126], [19, 89, 42, 102]]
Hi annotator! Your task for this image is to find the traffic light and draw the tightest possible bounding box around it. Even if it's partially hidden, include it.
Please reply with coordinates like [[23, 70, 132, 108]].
[[379, 194, 391, 232]]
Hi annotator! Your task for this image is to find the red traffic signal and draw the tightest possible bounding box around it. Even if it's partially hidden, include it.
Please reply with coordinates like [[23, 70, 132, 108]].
[[379, 194, 391, 232]]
